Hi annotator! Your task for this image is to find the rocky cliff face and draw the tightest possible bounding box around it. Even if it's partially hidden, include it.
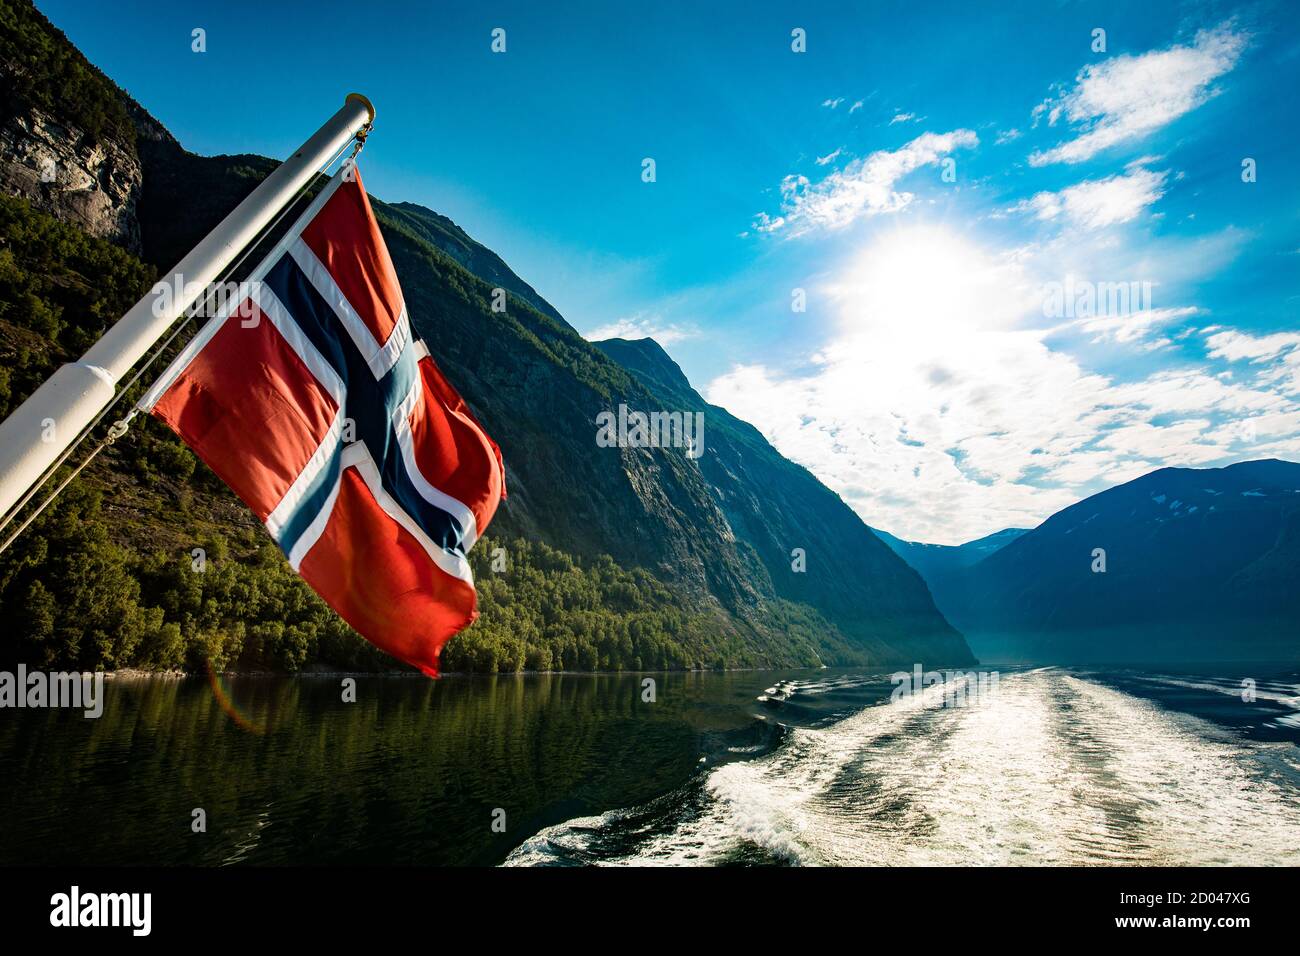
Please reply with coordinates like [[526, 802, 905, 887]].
[[0, 1, 164, 253], [0, 94, 142, 251]]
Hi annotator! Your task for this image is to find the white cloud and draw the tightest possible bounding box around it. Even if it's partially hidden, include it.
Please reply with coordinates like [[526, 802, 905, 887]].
[[849, 100, 864, 114], [1014, 164, 1170, 229], [995, 128, 1022, 145], [815, 147, 843, 166], [1205, 328, 1300, 363], [1106, 368, 1285, 416], [1205, 328, 1300, 395], [755, 129, 978, 236], [1078, 306, 1200, 345], [585, 314, 696, 347], [822, 97, 845, 109], [889, 112, 918, 125], [704, 225, 1298, 543], [1030, 21, 1248, 166]]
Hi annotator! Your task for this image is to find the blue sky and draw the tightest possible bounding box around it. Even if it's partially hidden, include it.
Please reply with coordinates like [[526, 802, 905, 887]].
[[39, 0, 1300, 542]]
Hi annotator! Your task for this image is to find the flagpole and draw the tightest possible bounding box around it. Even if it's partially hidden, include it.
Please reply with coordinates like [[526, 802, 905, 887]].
[[0, 93, 375, 523]]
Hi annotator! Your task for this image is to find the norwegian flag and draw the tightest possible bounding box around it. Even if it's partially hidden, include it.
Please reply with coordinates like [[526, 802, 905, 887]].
[[141, 162, 505, 676]]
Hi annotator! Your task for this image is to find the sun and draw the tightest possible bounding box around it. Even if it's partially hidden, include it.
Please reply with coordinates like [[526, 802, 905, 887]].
[[831, 224, 1036, 336]]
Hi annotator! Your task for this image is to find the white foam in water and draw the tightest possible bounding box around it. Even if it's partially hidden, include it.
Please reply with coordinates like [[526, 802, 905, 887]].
[[503, 813, 610, 866], [505, 669, 1300, 866], [1133, 674, 1300, 709], [506, 673, 964, 866]]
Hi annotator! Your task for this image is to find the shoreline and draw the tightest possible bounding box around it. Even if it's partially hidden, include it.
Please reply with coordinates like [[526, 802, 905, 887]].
[[97, 657, 1299, 681], [102, 663, 869, 680]]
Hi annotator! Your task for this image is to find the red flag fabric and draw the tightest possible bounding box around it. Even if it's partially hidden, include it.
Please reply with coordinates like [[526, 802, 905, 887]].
[[142, 162, 505, 676]]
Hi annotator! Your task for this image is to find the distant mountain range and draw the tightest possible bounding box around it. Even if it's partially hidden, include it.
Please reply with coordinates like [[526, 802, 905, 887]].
[[874, 527, 1030, 581], [0, 0, 970, 671], [882, 460, 1300, 663]]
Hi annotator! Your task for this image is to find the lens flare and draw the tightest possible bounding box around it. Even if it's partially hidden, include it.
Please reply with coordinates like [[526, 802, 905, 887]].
[[205, 660, 272, 735]]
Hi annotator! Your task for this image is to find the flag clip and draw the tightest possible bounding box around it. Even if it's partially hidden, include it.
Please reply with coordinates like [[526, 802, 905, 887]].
[[105, 418, 130, 444]]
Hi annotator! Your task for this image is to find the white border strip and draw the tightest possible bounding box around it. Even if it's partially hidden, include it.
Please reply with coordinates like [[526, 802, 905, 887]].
[[391, 374, 479, 549], [280, 442, 474, 584], [255, 285, 345, 403], [287, 237, 409, 381], [267, 410, 346, 547]]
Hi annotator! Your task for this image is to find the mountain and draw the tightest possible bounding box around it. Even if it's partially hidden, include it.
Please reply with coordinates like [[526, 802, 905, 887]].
[[929, 460, 1300, 663], [381, 202, 564, 323], [595, 337, 971, 663], [0, 0, 971, 672], [873, 527, 1029, 581]]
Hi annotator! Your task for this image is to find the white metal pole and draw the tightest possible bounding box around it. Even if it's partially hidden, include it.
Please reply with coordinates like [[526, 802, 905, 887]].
[[0, 94, 375, 522]]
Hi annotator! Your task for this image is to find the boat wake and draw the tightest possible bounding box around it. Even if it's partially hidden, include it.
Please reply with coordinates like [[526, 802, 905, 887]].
[[504, 668, 1300, 866]]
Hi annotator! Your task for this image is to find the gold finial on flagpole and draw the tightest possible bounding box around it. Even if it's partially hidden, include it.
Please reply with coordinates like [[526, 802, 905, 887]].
[[346, 93, 376, 141]]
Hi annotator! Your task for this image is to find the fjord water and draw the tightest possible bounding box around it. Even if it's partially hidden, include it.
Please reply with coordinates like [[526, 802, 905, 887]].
[[1, 666, 1297, 866]]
